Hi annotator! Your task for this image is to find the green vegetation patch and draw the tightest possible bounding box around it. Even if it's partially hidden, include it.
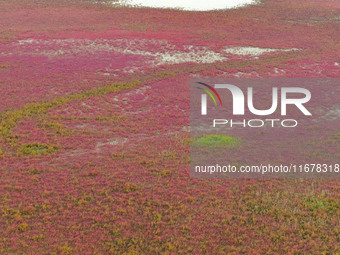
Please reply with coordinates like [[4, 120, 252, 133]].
[[303, 195, 339, 213], [333, 132, 340, 140], [192, 134, 240, 148], [41, 121, 70, 136], [19, 143, 59, 156]]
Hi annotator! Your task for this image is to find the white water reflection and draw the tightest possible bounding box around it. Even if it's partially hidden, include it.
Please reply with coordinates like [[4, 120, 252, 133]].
[[116, 0, 257, 11]]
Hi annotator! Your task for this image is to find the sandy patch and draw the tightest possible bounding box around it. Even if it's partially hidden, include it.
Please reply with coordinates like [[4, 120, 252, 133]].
[[223, 46, 300, 56], [95, 138, 128, 152], [10, 39, 301, 75], [14, 38, 227, 66]]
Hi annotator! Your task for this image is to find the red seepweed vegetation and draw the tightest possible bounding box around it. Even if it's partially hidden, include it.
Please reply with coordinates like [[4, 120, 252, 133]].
[[0, 0, 339, 253]]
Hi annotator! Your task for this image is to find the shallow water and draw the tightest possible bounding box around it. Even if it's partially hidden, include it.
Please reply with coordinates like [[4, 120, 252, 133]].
[[117, 0, 256, 11]]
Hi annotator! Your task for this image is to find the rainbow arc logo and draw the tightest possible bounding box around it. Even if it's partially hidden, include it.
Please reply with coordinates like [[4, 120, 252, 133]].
[[196, 82, 223, 106]]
